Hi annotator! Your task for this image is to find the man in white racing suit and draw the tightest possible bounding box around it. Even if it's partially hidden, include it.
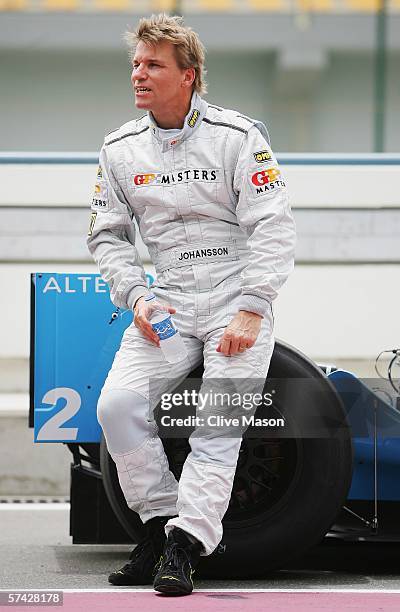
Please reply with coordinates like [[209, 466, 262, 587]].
[[87, 14, 296, 596]]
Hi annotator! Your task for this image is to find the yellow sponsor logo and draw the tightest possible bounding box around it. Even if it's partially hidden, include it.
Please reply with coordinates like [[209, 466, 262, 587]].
[[253, 150, 272, 163], [88, 211, 97, 236], [187, 108, 200, 128]]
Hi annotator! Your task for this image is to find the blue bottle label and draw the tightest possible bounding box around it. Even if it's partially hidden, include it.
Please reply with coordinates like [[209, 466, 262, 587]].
[[151, 316, 177, 340]]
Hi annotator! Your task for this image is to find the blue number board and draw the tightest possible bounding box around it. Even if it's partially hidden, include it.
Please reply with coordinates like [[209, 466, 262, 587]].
[[32, 272, 153, 442]]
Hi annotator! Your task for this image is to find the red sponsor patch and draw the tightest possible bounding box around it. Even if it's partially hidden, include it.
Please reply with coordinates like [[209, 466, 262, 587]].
[[133, 173, 156, 186], [251, 167, 281, 186]]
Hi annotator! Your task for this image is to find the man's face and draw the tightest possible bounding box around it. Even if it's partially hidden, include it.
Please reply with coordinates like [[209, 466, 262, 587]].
[[131, 40, 192, 114]]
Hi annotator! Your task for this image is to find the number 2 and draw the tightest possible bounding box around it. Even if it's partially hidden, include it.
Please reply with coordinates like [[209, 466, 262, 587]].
[[36, 387, 81, 441]]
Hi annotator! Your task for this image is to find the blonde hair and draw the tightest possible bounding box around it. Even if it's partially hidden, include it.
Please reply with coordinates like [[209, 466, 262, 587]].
[[125, 14, 207, 96]]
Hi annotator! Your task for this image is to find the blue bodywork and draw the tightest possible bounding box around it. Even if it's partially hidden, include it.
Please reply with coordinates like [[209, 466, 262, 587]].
[[328, 370, 400, 502], [32, 272, 400, 503], [33, 273, 136, 443]]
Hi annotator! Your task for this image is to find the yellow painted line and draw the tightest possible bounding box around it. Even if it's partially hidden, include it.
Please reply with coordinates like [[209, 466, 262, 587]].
[[42, 0, 79, 10], [295, 0, 333, 10], [346, 0, 381, 9], [0, 0, 27, 9], [94, 0, 131, 9], [197, 0, 234, 9], [0, 0, 399, 11], [249, 0, 286, 9], [150, 0, 177, 11]]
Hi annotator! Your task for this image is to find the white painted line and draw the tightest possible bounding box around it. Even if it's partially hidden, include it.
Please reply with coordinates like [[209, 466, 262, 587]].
[[64, 589, 400, 594], [0, 503, 70, 510], [1, 589, 400, 594]]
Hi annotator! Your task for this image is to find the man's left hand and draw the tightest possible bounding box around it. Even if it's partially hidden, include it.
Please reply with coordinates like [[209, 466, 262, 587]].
[[216, 311, 262, 356]]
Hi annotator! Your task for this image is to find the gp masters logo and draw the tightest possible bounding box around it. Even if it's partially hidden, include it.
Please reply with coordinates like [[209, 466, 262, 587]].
[[251, 167, 285, 195], [133, 168, 219, 187], [133, 173, 157, 186]]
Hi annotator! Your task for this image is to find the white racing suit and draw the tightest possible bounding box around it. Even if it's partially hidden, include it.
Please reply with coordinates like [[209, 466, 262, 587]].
[[87, 92, 296, 556]]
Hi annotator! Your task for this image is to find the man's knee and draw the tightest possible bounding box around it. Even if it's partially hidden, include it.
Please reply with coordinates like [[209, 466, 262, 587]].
[[97, 389, 125, 428], [96, 390, 111, 428], [97, 388, 153, 455]]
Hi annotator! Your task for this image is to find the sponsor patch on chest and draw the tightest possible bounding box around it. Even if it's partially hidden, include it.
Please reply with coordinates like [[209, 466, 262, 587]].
[[132, 168, 221, 187], [91, 182, 109, 210]]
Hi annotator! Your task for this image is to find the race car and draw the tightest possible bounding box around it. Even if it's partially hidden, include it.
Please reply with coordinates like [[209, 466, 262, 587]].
[[30, 272, 400, 578]]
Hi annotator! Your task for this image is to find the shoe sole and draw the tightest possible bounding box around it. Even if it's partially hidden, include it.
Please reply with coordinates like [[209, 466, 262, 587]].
[[154, 583, 192, 596]]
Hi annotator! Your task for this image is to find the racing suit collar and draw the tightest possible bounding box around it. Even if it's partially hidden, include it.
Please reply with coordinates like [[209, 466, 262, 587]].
[[148, 91, 208, 152]]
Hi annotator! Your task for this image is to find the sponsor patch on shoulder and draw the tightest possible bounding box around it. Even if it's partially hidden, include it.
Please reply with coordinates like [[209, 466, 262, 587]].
[[88, 211, 97, 236], [253, 150, 272, 163], [250, 167, 286, 196]]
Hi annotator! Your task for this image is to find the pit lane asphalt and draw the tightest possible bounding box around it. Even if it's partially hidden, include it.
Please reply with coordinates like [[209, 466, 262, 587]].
[[1, 504, 400, 591]]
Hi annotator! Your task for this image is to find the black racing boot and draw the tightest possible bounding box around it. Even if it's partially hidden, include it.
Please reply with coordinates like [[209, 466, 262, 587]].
[[153, 527, 203, 596], [108, 515, 174, 586]]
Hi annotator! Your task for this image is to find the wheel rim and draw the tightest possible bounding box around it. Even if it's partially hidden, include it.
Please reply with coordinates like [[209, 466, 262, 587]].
[[226, 437, 300, 523], [162, 398, 303, 528]]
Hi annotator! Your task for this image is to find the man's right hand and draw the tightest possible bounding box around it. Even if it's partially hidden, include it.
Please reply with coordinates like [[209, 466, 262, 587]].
[[133, 296, 176, 347]]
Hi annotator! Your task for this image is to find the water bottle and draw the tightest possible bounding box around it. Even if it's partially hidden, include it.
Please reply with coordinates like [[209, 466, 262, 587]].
[[144, 294, 188, 364]]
